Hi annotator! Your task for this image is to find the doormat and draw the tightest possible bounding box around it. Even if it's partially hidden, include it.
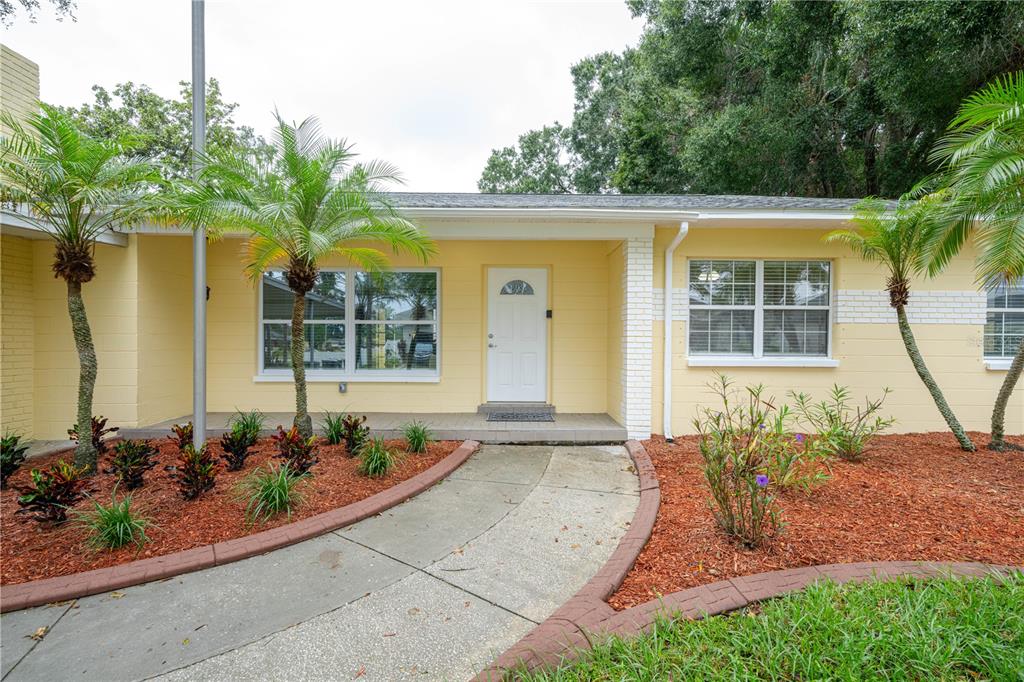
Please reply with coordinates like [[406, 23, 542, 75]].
[[486, 412, 555, 422]]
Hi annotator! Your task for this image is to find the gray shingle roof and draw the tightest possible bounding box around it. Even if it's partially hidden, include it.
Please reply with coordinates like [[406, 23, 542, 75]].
[[388, 192, 868, 211]]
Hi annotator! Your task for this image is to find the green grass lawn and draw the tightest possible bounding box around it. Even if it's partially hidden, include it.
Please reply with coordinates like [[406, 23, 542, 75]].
[[515, 574, 1024, 681]]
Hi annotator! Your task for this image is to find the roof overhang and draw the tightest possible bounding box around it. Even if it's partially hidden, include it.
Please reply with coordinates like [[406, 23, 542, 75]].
[[1, 209, 129, 247]]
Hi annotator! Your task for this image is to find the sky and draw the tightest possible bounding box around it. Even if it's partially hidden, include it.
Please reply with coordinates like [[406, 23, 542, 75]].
[[3, 0, 643, 191]]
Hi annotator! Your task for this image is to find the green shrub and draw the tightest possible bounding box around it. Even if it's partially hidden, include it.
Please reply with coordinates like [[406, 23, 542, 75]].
[[75, 489, 150, 550], [790, 385, 895, 461], [402, 421, 433, 454], [1, 432, 30, 488], [340, 414, 369, 456], [322, 411, 346, 445], [68, 416, 119, 457], [219, 427, 254, 471], [169, 422, 194, 451], [357, 438, 399, 478], [694, 375, 783, 548], [228, 409, 264, 443], [177, 443, 216, 500], [236, 463, 308, 526], [16, 460, 87, 524], [110, 439, 158, 489], [271, 425, 318, 474]]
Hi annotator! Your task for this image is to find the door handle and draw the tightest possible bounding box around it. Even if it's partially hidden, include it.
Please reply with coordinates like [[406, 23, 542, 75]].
[[488, 333, 494, 339], [488, 343, 496, 348]]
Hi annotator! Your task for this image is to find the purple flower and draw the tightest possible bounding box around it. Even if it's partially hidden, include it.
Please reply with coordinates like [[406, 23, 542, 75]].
[[795, 433, 805, 443], [755, 474, 769, 488], [758, 422, 765, 430]]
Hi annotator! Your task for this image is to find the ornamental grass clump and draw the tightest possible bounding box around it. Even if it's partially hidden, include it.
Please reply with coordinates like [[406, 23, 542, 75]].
[[358, 438, 399, 478], [68, 416, 119, 458], [109, 439, 158, 489], [340, 414, 369, 456], [75, 488, 150, 550], [1, 433, 30, 488], [694, 374, 784, 548], [322, 412, 346, 445], [272, 426, 318, 474], [236, 463, 308, 526], [16, 460, 87, 524], [402, 421, 433, 454], [177, 443, 216, 500], [229, 409, 265, 443], [790, 385, 895, 461]]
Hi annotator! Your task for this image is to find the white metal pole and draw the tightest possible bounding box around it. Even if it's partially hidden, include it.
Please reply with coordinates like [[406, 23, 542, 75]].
[[191, 0, 207, 448]]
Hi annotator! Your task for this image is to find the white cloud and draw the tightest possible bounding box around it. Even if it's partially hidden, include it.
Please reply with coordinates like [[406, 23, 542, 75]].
[[4, 0, 642, 190]]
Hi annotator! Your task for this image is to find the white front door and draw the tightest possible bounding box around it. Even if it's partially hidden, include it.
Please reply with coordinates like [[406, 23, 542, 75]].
[[487, 268, 548, 402]]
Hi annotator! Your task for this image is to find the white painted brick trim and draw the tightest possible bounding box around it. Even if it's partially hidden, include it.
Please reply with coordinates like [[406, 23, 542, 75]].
[[621, 237, 653, 440], [836, 290, 987, 325], [652, 287, 689, 321]]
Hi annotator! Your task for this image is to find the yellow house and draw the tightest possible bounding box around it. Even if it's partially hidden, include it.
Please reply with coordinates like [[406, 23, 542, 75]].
[[1, 46, 1021, 443]]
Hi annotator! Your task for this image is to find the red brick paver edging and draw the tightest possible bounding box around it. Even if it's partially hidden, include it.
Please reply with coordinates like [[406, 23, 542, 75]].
[[473, 442, 1022, 679], [0, 440, 480, 613]]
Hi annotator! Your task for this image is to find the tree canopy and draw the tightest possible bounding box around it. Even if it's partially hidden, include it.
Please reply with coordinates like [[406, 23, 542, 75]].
[[57, 79, 273, 179], [479, 0, 1024, 197]]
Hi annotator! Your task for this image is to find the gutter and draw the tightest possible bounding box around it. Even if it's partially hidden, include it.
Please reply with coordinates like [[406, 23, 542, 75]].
[[663, 221, 689, 441]]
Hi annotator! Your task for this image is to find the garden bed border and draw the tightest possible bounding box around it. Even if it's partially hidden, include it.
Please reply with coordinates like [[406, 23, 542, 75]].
[[473, 440, 1022, 679], [0, 439, 480, 613]]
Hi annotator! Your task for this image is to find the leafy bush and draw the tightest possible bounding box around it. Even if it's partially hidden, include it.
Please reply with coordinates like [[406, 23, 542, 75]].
[[68, 416, 119, 456], [16, 460, 87, 524], [340, 414, 369, 456], [228, 409, 264, 443], [236, 463, 308, 526], [1, 432, 30, 488], [693, 375, 783, 548], [358, 438, 399, 478], [272, 426, 318, 474], [322, 411, 346, 445], [177, 443, 216, 500], [790, 385, 895, 461], [219, 427, 255, 472], [169, 422, 194, 451], [110, 440, 158, 489], [75, 489, 150, 550], [402, 421, 433, 454]]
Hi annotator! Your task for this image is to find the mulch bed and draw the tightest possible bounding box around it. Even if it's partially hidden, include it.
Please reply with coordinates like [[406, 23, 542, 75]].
[[609, 432, 1024, 610], [1, 436, 460, 585]]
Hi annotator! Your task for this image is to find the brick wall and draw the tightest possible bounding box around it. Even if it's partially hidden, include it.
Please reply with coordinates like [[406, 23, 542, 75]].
[[836, 290, 988, 325], [621, 238, 653, 440]]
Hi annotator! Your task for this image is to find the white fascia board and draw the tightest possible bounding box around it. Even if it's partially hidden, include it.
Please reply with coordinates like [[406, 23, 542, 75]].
[[694, 209, 856, 222], [399, 207, 700, 223], [1, 210, 129, 246]]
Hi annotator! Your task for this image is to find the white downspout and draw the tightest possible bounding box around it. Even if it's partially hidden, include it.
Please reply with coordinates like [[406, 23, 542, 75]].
[[663, 221, 689, 441]]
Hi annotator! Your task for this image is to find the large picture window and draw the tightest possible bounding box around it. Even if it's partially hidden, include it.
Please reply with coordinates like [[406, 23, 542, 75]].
[[260, 269, 439, 378], [688, 259, 831, 358], [985, 280, 1024, 358]]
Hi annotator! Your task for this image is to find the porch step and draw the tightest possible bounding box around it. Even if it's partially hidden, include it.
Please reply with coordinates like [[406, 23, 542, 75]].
[[477, 402, 556, 416]]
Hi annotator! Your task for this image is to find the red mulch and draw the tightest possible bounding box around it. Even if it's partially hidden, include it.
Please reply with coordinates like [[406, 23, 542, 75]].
[[1, 437, 460, 585], [609, 432, 1024, 610]]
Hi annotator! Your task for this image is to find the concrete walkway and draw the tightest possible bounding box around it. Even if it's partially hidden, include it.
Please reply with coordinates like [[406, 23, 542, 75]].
[[1, 445, 639, 681]]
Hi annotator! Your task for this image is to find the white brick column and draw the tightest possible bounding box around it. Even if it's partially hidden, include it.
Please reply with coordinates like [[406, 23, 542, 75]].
[[621, 237, 653, 440]]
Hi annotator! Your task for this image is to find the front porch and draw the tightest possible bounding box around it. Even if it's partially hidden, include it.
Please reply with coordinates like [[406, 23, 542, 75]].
[[119, 412, 627, 444]]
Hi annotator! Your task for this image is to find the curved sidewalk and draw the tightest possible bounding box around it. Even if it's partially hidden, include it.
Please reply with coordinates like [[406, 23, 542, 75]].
[[0, 444, 639, 682]]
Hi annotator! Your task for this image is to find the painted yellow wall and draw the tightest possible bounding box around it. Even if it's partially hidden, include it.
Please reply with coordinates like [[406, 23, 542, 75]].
[[137, 235, 192, 426], [652, 226, 1024, 436], [1, 235, 35, 435], [203, 238, 612, 415]]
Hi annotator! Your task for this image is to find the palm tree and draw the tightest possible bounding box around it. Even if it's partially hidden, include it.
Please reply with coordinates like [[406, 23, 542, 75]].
[[924, 71, 1024, 451], [171, 114, 435, 438], [0, 105, 161, 472], [827, 197, 976, 451]]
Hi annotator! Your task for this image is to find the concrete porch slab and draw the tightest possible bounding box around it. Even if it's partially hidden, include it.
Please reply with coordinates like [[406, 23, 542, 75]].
[[121, 412, 627, 444]]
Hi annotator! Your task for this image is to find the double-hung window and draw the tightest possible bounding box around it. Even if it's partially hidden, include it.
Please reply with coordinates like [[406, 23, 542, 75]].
[[984, 280, 1024, 359], [260, 269, 439, 379], [688, 259, 832, 359]]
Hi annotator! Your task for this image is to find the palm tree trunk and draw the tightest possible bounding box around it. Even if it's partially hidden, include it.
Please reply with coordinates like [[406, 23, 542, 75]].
[[896, 305, 976, 451], [989, 336, 1024, 451], [291, 291, 313, 438], [68, 280, 99, 472]]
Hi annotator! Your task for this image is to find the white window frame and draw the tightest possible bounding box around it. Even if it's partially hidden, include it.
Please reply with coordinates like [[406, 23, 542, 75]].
[[256, 267, 441, 383], [983, 280, 1024, 371], [686, 258, 838, 368]]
